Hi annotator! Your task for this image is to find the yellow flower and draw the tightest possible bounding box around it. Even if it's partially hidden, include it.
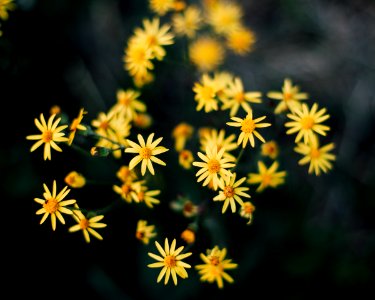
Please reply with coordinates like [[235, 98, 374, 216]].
[[148, 238, 192, 285], [206, 1, 242, 35], [199, 128, 237, 161], [133, 18, 174, 60], [133, 72, 155, 88], [226, 27, 256, 55], [172, 5, 202, 38], [192, 145, 235, 190], [261, 140, 279, 159], [227, 109, 271, 148], [170, 196, 198, 218], [124, 39, 154, 79], [212, 71, 234, 101], [172, 122, 194, 151], [0, 0, 15, 21], [195, 246, 238, 289], [181, 228, 195, 244], [110, 89, 146, 121], [136, 220, 157, 245], [267, 78, 309, 114], [49, 105, 61, 115], [64, 171, 86, 188], [26, 113, 69, 160], [116, 165, 138, 183], [222, 77, 262, 117], [294, 135, 336, 176], [247, 161, 287, 192], [131, 183, 161, 208], [189, 36, 225, 72], [193, 73, 220, 113], [69, 205, 107, 243], [125, 133, 169, 176], [34, 180, 76, 231], [213, 172, 250, 213], [113, 180, 141, 203], [149, 0, 175, 16], [68, 108, 87, 145], [179, 150, 194, 169], [240, 201, 256, 225], [133, 112, 153, 129], [285, 103, 330, 144]]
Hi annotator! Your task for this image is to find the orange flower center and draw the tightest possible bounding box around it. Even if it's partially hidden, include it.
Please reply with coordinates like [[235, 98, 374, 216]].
[[164, 255, 177, 267], [301, 116, 314, 130], [43, 198, 59, 214], [310, 148, 321, 159], [209, 256, 220, 266], [241, 119, 255, 133], [79, 218, 89, 230], [223, 186, 235, 198], [42, 130, 53, 143], [262, 174, 272, 186], [140, 147, 152, 159], [137, 191, 145, 202], [99, 121, 109, 130], [243, 203, 255, 214], [121, 183, 132, 195], [133, 48, 147, 63], [70, 118, 80, 131], [208, 159, 220, 173], [235, 92, 245, 103], [136, 231, 145, 240], [147, 35, 157, 47], [284, 92, 292, 101], [119, 96, 132, 106]]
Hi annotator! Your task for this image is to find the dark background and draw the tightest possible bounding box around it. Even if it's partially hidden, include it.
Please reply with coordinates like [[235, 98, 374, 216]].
[[3, 0, 375, 299]]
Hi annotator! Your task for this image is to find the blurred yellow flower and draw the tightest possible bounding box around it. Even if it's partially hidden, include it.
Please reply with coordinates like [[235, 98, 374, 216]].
[[247, 161, 287, 192], [149, 0, 174, 16], [64, 171, 86, 188], [226, 27, 256, 55], [133, 112, 153, 129], [172, 5, 202, 38], [113, 180, 141, 203], [0, 0, 15, 21], [206, 1, 242, 35], [179, 149, 194, 169], [172, 122, 194, 151], [189, 36, 224, 72], [193, 73, 220, 113], [199, 128, 237, 161], [110, 89, 146, 121], [136, 220, 157, 244], [240, 201, 256, 225], [68, 108, 87, 145], [181, 228, 195, 244], [261, 140, 279, 159], [116, 165, 138, 183], [124, 40, 154, 80], [131, 184, 161, 208]]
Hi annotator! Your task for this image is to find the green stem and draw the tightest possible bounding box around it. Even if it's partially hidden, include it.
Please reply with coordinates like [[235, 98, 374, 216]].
[[231, 147, 245, 171], [69, 144, 92, 157]]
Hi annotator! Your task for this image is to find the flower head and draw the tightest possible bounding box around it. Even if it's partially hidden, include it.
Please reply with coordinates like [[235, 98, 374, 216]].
[[179, 150, 194, 169], [34, 180, 76, 231], [26, 113, 69, 160], [206, 1, 242, 35], [110, 89, 146, 121], [131, 183, 161, 208], [240, 201, 256, 225], [68, 108, 87, 145], [181, 228, 195, 244], [149, 0, 174, 16], [64, 171, 86, 188], [193, 73, 220, 113], [133, 112, 153, 129], [247, 161, 287, 192], [148, 238, 192, 285], [199, 128, 237, 161], [136, 220, 157, 244], [124, 39, 154, 80], [261, 140, 279, 159], [0, 0, 15, 21], [172, 5, 202, 38], [116, 165, 138, 183], [172, 122, 194, 151], [226, 27, 256, 55]]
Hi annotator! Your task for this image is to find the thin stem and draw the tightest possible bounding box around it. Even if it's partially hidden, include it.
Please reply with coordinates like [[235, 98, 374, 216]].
[[69, 143, 92, 157], [231, 147, 245, 171]]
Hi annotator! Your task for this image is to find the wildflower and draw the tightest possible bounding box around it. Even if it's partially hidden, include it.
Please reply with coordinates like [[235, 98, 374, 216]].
[[149, 0, 175, 16], [179, 150, 194, 169], [189, 36, 225, 72], [90, 146, 110, 157], [133, 112, 153, 129], [240, 201, 255, 225], [206, 1, 242, 35], [34, 180, 76, 231], [64, 171, 86, 188], [294, 135, 336, 176], [113, 180, 141, 203], [199, 129, 237, 160], [192, 145, 235, 191], [193, 73, 220, 113], [213, 172, 250, 213], [170, 196, 198, 218], [261, 140, 279, 159], [133, 72, 155, 88], [247, 161, 287, 192], [116, 165, 138, 183], [69, 205, 107, 243], [110, 89, 146, 121], [172, 122, 194, 151], [212, 71, 234, 101], [0, 0, 15, 21], [222, 77, 262, 117], [172, 5, 202, 38], [136, 220, 157, 244], [195, 246, 237, 289], [148, 238, 192, 285], [285, 103, 330, 144], [125, 133, 169, 176], [267, 78, 308, 114], [26, 113, 69, 160], [68, 108, 87, 145], [227, 109, 271, 148], [124, 40, 154, 79], [131, 184, 161, 208], [181, 228, 195, 244], [226, 27, 256, 55], [49, 105, 61, 115]]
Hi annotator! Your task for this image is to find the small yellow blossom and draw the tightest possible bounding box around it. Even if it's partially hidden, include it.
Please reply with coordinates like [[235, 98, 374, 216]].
[[50, 105, 61, 115], [116, 165, 138, 183], [226, 27, 256, 55], [181, 228, 195, 244], [240, 201, 256, 225], [172, 5, 202, 38], [179, 150, 194, 169], [227, 109, 271, 148], [34, 180, 76, 231], [148, 238, 192, 285], [131, 183, 161, 208], [285, 102, 330, 144], [68, 108, 87, 145], [170, 196, 198, 218], [69, 205, 107, 243], [247, 161, 287, 192], [113, 180, 141, 203], [0, 0, 15, 21], [133, 72, 155, 88], [136, 220, 157, 244], [26, 113, 69, 160], [195, 246, 237, 289], [110, 89, 146, 121], [261, 140, 279, 159], [149, 0, 175, 16], [172, 122, 194, 151], [212, 71, 234, 101], [206, 1, 242, 35], [173, 1, 186, 12], [133, 112, 153, 129], [199, 129, 237, 161], [125, 133, 169, 176], [124, 40, 154, 80], [64, 171, 86, 188], [193, 73, 220, 113]]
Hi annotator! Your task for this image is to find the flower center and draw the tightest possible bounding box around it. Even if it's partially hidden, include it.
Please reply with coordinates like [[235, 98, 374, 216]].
[[301, 116, 314, 130], [241, 119, 255, 133], [137, 191, 145, 202], [164, 255, 177, 267], [121, 183, 132, 195], [43, 198, 59, 214], [136, 231, 145, 240], [262, 174, 272, 186], [244, 203, 255, 214], [284, 92, 292, 101], [99, 121, 109, 130], [223, 186, 235, 198], [208, 159, 220, 173], [310, 148, 321, 159], [235, 92, 245, 103], [209, 256, 220, 266], [140, 147, 152, 159], [147, 35, 157, 47], [183, 201, 194, 213], [134, 48, 146, 63], [201, 86, 214, 100], [79, 218, 89, 230], [42, 130, 53, 143], [119, 96, 132, 106]]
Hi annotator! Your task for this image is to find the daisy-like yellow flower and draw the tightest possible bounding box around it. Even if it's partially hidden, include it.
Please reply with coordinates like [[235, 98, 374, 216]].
[[113, 180, 141, 203], [69, 205, 107, 243], [192, 146, 235, 190], [136, 220, 157, 244], [195, 246, 238, 289], [172, 5, 202, 38], [181, 228, 195, 244], [213, 172, 251, 213], [133, 72, 155, 88], [116, 165, 138, 183], [149, 0, 175, 16], [200, 128, 237, 161], [179, 150, 194, 169], [133, 112, 153, 129], [193, 73, 220, 113], [64, 171, 86, 188], [294, 135, 336, 176], [26, 113, 69, 160], [0, 0, 15, 21], [131, 183, 161, 208], [110, 89, 146, 121], [267, 78, 309, 114], [285, 102, 330, 144], [148, 238, 192, 285], [261, 140, 279, 159], [189, 36, 225, 72], [206, 1, 242, 35], [50, 105, 61, 115], [227, 109, 271, 148], [226, 27, 256, 55], [124, 39, 154, 80], [240, 201, 256, 225], [68, 108, 87, 145], [172, 122, 194, 151], [133, 18, 174, 61], [125, 133, 169, 176], [247, 161, 287, 192], [222, 77, 262, 117], [34, 180, 76, 231]]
